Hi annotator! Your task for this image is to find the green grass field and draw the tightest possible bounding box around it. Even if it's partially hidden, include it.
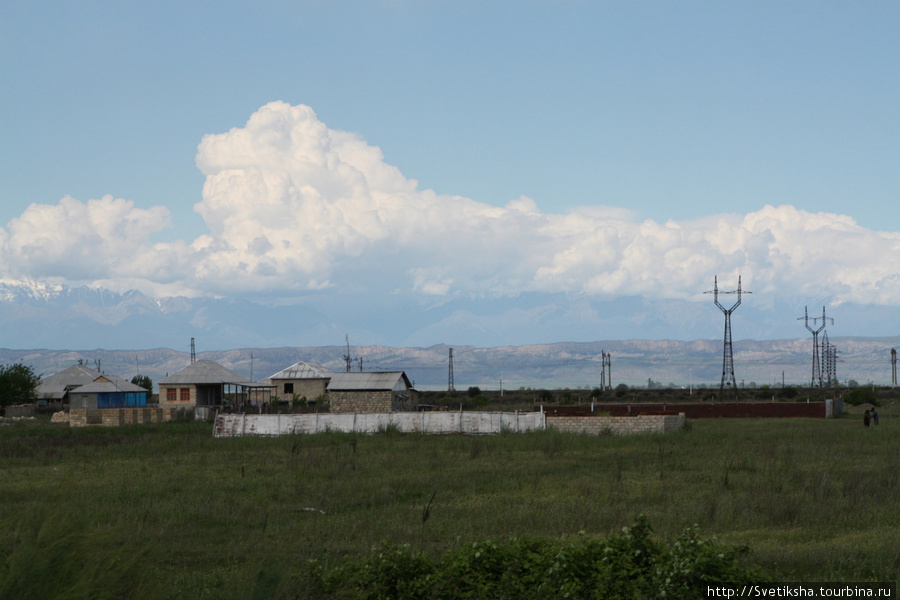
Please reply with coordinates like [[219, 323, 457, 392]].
[[1, 404, 897, 599]]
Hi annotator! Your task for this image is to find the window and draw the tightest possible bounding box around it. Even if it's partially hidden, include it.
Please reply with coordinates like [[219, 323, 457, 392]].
[[180, 388, 190, 402], [284, 383, 294, 395], [166, 388, 176, 403]]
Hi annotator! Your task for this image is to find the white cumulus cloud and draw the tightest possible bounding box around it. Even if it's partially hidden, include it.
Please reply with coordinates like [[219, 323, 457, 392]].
[[2, 102, 898, 309], [0, 195, 178, 283]]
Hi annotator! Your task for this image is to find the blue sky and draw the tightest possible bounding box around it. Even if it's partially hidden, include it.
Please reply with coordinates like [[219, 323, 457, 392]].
[[1, 1, 898, 347]]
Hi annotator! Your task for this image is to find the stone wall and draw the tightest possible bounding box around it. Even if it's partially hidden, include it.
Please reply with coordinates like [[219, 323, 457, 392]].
[[68, 407, 183, 427], [546, 413, 685, 435], [329, 390, 395, 413]]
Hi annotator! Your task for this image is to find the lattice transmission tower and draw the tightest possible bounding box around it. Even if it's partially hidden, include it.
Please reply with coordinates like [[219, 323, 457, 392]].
[[705, 276, 750, 401], [821, 331, 838, 388], [798, 306, 832, 388], [599, 351, 612, 391]]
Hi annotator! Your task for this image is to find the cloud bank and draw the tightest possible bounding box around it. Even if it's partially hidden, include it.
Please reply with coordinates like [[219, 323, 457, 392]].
[[2, 101, 898, 307]]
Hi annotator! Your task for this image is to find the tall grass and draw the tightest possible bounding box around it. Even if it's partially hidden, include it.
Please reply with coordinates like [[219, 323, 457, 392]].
[[0, 405, 897, 598]]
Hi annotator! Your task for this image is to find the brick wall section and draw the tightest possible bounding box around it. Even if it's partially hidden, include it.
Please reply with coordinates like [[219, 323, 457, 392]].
[[545, 402, 829, 418], [547, 413, 685, 435], [69, 407, 181, 427]]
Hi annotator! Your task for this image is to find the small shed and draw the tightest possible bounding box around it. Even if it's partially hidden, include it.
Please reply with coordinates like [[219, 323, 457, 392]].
[[326, 372, 417, 413], [68, 375, 149, 410], [159, 360, 252, 409], [36, 365, 102, 403], [265, 361, 334, 401]]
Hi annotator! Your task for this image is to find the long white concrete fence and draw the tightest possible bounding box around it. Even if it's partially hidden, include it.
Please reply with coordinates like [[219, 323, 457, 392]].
[[214, 410, 546, 438]]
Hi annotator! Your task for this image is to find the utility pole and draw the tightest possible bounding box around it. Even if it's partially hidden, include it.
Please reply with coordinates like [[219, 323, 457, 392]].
[[343, 334, 353, 373], [448, 348, 455, 392], [892, 349, 897, 388], [705, 275, 750, 401]]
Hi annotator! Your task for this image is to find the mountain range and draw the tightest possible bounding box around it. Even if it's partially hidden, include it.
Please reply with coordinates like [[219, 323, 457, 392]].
[[2, 338, 896, 393], [1, 279, 896, 389]]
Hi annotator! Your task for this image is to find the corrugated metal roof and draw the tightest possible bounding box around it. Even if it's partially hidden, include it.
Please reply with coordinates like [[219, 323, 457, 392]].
[[159, 360, 251, 385], [72, 375, 147, 394], [268, 361, 334, 380], [36, 365, 102, 399], [326, 372, 412, 391]]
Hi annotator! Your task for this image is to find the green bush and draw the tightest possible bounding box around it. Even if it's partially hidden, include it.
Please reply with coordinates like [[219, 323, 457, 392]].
[[844, 386, 877, 406], [313, 517, 766, 600]]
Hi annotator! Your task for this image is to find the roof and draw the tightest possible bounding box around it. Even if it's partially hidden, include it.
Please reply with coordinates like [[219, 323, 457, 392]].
[[268, 361, 334, 381], [326, 372, 412, 392], [71, 375, 148, 394], [159, 360, 251, 386], [36, 365, 103, 399]]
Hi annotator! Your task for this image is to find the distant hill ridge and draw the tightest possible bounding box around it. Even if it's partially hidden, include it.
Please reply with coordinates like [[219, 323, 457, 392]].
[[2, 337, 897, 391]]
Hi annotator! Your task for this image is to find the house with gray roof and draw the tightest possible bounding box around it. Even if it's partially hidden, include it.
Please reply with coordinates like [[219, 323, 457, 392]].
[[36, 365, 102, 402], [159, 360, 257, 409], [68, 374, 149, 410], [264, 361, 334, 402], [326, 371, 417, 413]]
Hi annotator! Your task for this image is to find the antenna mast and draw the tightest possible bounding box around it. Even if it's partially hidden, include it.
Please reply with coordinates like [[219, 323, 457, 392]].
[[705, 275, 750, 400], [190, 338, 196, 364]]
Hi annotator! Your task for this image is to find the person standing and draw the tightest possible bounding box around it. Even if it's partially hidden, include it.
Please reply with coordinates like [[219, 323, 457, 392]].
[[864, 409, 871, 428], [871, 407, 879, 426]]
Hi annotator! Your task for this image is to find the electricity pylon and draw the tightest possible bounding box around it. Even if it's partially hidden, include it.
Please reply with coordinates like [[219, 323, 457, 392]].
[[705, 276, 750, 401], [799, 306, 832, 388]]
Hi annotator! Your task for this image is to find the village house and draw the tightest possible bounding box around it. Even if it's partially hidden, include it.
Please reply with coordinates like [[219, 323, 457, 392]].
[[159, 360, 264, 409], [326, 371, 417, 413], [263, 361, 334, 402], [36, 364, 102, 404], [68, 374, 149, 410]]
